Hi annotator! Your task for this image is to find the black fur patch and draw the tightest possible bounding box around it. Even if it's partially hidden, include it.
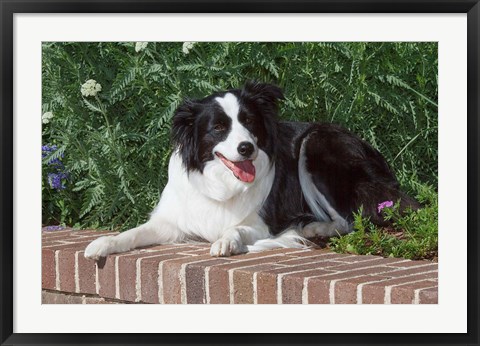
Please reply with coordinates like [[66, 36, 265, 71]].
[[261, 121, 420, 234], [172, 82, 419, 234], [172, 81, 284, 172]]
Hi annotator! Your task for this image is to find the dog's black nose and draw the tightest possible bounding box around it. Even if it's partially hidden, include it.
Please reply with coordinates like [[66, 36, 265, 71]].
[[237, 142, 254, 157]]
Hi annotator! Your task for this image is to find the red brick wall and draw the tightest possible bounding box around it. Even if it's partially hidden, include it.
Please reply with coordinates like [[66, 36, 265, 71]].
[[42, 229, 438, 304]]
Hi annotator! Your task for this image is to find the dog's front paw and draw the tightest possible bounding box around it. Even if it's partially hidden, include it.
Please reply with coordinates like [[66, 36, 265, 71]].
[[84, 236, 114, 260], [210, 237, 246, 257]]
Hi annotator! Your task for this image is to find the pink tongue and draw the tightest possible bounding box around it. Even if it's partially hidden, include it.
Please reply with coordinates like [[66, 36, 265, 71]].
[[232, 160, 256, 183]]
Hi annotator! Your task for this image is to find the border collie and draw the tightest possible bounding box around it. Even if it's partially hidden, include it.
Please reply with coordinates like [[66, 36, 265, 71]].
[[85, 81, 419, 259]]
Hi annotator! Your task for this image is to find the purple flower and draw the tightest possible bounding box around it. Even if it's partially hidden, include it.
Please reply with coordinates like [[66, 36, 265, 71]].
[[377, 200, 394, 213], [48, 172, 67, 190], [42, 144, 57, 153], [43, 144, 68, 190], [42, 145, 64, 164], [43, 225, 65, 232]]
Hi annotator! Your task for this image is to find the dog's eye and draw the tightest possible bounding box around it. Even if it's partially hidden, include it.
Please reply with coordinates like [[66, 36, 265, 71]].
[[214, 124, 226, 132], [245, 117, 254, 124]]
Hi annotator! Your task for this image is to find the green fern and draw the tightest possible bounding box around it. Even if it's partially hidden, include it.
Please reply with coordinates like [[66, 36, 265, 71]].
[[42, 42, 438, 232]]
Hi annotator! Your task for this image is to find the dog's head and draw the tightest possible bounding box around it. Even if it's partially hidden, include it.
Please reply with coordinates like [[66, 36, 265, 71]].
[[172, 81, 283, 184]]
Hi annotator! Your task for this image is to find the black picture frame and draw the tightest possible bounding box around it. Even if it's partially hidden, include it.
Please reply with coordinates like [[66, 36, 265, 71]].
[[1, 1, 478, 345]]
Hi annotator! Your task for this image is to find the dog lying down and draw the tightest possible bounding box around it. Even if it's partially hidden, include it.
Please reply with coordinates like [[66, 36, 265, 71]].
[[85, 81, 419, 260]]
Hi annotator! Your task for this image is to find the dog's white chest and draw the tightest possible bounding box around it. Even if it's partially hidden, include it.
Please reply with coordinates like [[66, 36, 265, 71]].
[[150, 153, 274, 242]]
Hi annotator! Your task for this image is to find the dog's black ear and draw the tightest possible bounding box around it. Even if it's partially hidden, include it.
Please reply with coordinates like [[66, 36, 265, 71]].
[[172, 99, 197, 144], [241, 82, 282, 158], [171, 99, 201, 171], [241, 81, 284, 106]]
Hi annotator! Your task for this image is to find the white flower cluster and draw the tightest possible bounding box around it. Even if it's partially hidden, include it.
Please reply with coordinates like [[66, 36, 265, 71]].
[[182, 42, 196, 55], [81, 79, 102, 97], [135, 42, 148, 53], [42, 111, 54, 124]]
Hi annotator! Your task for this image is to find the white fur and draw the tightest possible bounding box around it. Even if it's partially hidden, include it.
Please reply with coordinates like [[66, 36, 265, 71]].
[[85, 93, 279, 259], [85, 93, 349, 260], [297, 136, 352, 237], [213, 93, 258, 163]]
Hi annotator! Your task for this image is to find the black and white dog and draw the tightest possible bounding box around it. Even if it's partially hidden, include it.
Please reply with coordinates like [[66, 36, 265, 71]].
[[85, 82, 418, 259]]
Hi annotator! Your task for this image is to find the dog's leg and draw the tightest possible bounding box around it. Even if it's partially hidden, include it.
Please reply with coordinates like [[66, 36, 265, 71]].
[[210, 226, 267, 257], [84, 221, 181, 260], [300, 217, 352, 238]]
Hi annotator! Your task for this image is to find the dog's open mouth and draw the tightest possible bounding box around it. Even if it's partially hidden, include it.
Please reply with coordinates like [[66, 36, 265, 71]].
[[215, 152, 256, 183]]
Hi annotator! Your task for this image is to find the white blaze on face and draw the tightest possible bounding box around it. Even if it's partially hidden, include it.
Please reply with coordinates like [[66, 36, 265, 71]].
[[214, 93, 257, 162], [213, 93, 258, 183]]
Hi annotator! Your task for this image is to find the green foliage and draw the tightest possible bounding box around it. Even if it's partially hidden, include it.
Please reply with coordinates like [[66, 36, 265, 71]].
[[42, 42, 438, 233], [328, 183, 438, 260]]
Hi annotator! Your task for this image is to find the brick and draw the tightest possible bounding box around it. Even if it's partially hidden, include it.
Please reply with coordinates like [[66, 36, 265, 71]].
[[97, 256, 117, 299], [282, 261, 378, 304], [390, 281, 438, 304], [58, 249, 77, 292], [418, 287, 438, 304], [140, 244, 197, 252], [326, 258, 406, 271], [177, 247, 211, 255], [41, 227, 440, 305], [42, 290, 119, 304], [42, 290, 56, 304], [361, 272, 438, 304], [142, 245, 199, 255], [162, 254, 215, 304], [185, 259, 230, 304], [42, 290, 85, 304], [118, 253, 160, 302], [42, 249, 56, 290], [208, 255, 285, 304], [361, 285, 386, 304], [386, 260, 438, 268], [116, 248, 196, 302], [333, 275, 383, 304], [375, 264, 438, 278], [282, 269, 336, 304], [232, 264, 282, 304], [233, 247, 302, 259], [206, 268, 230, 304], [84, 296, 117, 304], [277, 253, 354, 266], [250, 264, 284, 304], [307, 266, 399, 304], [71, 230, 117, 236], [43, 241, 92, 250], [77, 251, 97, 294], [74, 235, 121, 242], [41, 229, 75, 238], [140, 253, 187, 304], [232, 270, 253, 304], [42, 231, 113, 241], [256, 263, 336, 304], [316, 265, 398, 281], [255, 272, 277, 304], [327, 254, 380, 263], [42, 240, 67, 247], [63, 295, 85, 304], [42, 290, 83, 304], [284, 249, 336, 258], [280, 260, 341, 270], [42, 234, 92, 242]]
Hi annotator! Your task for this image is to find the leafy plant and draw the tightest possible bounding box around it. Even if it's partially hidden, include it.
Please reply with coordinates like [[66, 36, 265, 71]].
[[328, 183, 438, 260], [42, 42, 438, 239]]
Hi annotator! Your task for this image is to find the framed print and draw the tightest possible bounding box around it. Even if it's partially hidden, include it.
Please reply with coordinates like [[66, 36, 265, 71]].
[[1, 1, 479, 345]]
